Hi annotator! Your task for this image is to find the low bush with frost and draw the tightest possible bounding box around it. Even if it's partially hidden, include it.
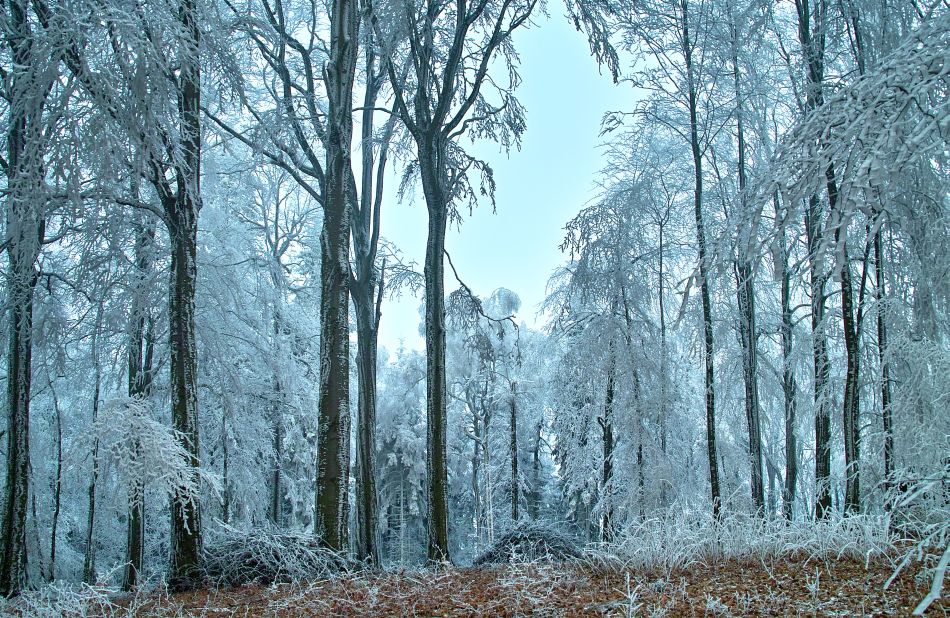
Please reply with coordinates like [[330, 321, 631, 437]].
[[472, 522, 584, 565], [201, 526, 354, 586]]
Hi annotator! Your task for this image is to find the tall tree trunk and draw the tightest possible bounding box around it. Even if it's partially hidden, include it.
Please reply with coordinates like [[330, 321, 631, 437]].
[[599, 349, 615, 542], [875, 228, 893, 494], [658, 223, 669, 509], [49, 383, 63, 580], [350, 35, 391, 566], [806, 196, 832, 519], [1, 245, 37, 597], [315, 0, 358, 551], [528, 420, 542, 520], [270, 302, 284, 528], [166, 0, 203, 581], [778, 213, 799, 521], [166, 205, 202, 587], [732, 37, 764, 514], [83, 319, 102, 584], [418, 136, 451, 562], [353, 285, 381, 565], [123, 212, 155, 591], [509, 382, 519, 523], [681, 0, 720, 520], [221, 405, 230, 525], [2, 0, 48, 594], [469, 390, 483, 543], [830, 167, 861, 514], [795, 0, 832, 520]]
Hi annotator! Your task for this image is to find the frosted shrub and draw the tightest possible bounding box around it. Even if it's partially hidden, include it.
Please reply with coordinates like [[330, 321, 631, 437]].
[[201, 527, 354, 586], [472, 522, 584, 565], [80, 397, 219, 514]]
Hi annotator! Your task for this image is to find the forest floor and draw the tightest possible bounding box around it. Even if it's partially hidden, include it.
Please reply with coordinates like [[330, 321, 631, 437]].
[[90, 552, 944, 616]]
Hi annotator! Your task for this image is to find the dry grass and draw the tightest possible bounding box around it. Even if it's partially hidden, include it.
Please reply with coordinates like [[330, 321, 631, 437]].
[[47, 552, 943, 617]]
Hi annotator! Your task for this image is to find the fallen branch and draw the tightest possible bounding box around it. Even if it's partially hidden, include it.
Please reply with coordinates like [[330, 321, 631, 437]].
[[914, 542, 950, 615]]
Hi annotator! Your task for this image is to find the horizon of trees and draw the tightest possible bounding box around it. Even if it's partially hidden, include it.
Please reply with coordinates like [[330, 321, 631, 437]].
[[1, 0, 948, 596]]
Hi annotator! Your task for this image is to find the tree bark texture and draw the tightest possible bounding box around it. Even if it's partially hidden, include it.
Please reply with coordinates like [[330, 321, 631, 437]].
[[778, 221, 799, 521], [599, 352, 615, 542], [353, 291, 381, 564], [875, 229, 893, 492], [315, 0, 358, 552], [418, 136, 451, 562], [509, 382, 519, 523], [167, 0, 204, 583], [123, 215, 155, 590], [681, 0, 720, 520], [2, 0, 49, 593], [732, 39, 765, 514], [796, 0, 833, 520]]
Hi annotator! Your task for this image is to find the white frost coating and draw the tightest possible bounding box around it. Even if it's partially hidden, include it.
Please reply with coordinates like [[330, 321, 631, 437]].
[[79, 397, 220, 513]]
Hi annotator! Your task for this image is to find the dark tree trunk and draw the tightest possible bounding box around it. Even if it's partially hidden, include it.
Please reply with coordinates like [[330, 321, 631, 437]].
[[123, 214, 155, 591], [418, 138, 450, 561], [806, 196, 832, 519], [166, 204, 202, 588], [49, 385, 63, 580], [1, 261, 36, 597], [875, 229, 893, 493], [731, 39, 764, 514], [829, 168, 861, 515], [350, 42, 388, 566], [681, 0, 720, 520], [2, 0, 48, 595], [599, 351, 615, 542], [270, 305, 284, 528], [166, 1, 204, 580], [221, 407, 230, 525], [795, 0, 832, 520], [736, 259, 765, 513], [353, 288, 381, 565], [658, 224, 669, 509], [83, 367, 101, 584], [778, 218, 799, 521], [528, 420, 542, 520], [509, 382, 519, 523], [315, 0, 358, 552], [469, 389, 483, 542]]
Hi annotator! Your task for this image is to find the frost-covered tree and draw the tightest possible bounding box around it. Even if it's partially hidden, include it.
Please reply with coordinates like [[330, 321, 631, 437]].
[[369, 0, 537, 561]]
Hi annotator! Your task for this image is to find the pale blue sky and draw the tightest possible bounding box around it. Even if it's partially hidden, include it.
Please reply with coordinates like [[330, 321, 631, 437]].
[[377, 11, 633, 353]]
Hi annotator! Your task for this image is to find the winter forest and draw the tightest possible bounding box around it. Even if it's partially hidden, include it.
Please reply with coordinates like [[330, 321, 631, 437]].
[[1, 0, 949, 612]]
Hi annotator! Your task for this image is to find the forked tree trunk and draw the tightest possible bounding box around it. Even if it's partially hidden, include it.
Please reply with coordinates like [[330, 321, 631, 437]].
[[351, 37, 392, 566]]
